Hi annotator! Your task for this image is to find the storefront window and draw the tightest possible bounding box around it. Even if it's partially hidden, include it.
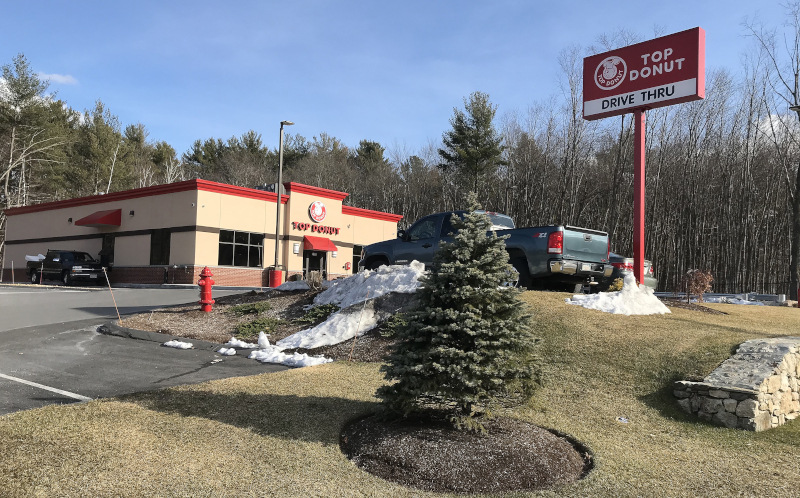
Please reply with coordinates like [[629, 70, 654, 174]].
[[218, 230, 263, 267]]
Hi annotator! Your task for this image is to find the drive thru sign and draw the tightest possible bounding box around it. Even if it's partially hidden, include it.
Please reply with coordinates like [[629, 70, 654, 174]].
[[582, 28, 705, 283]]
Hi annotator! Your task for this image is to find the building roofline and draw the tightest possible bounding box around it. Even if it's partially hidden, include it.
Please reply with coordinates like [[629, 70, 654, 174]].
[[4, 180, 401, 223], [283, 182, 349, 201], [342, 205, 403, 222], [4, 179, 289, 216]]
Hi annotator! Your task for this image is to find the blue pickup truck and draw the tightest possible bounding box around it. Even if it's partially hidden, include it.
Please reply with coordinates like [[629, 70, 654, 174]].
[[358, 211, 613, 291]]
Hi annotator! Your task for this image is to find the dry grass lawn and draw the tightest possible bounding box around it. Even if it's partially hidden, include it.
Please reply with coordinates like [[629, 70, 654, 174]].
[[0, 292, 798, 497]]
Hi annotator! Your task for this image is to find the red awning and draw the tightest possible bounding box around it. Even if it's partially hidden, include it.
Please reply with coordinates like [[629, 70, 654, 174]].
[[74, 209, 122, 228], [303, 235, 338, 252]]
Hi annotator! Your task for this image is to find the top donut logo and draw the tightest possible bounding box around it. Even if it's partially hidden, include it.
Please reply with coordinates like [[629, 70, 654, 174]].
[[595, 56, 626, 90], [309, 201, 326, 222]]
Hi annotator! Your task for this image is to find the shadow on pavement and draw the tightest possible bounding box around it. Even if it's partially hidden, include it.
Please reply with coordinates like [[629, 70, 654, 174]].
[[75, 305, 194, 317]]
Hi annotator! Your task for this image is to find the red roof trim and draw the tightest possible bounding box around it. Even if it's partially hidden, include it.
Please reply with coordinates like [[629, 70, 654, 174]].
[[5, 180, 200, 216], [303, 235, 338, 252], [5, 179, 289, 216], [342, 205, 403, 223], [75, 209, 122, 227], [195, 180, 289, 204], [284, 182, 349, 201]]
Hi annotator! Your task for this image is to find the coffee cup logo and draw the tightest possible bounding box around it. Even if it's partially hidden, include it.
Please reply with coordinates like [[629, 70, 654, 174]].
[[595, 56, 626, 90]]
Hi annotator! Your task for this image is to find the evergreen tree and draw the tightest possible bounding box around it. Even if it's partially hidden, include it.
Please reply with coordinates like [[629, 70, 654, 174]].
[[438, 91, 506, 194], [377, 192, 539, 430]]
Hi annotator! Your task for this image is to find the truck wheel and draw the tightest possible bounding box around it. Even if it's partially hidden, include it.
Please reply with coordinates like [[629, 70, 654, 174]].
[[367, 260, 388, 271], [31, 270, 40, 284], [511, 258, 532, 290], [62, 271, 72, 286]]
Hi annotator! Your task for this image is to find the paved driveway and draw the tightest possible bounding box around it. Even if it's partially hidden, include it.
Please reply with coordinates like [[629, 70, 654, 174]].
[[0, 286, 286, 416], [0, 285, 240, 332]]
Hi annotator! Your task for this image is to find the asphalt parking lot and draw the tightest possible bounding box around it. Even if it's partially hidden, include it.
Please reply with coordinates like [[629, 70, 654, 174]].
[[0, 285, 285, 416], [0, 285, 243, 332]]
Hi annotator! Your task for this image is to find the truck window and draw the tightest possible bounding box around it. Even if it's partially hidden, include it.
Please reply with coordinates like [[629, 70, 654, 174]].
[[407, 217, 437, 240], [441, 213, 464, 237], [74, 252, 95, 262], [487, 214, 514, 229]]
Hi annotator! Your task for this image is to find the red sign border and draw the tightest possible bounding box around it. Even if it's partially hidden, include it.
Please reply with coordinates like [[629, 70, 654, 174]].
[[582, 27, 705, 121]]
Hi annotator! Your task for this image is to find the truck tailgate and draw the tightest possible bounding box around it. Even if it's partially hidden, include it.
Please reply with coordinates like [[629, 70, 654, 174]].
[[563, 226, 608, 263]]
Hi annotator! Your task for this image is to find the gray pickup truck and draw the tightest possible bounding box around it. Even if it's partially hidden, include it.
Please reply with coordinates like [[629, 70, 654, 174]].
[[358, 211, 613, 291]]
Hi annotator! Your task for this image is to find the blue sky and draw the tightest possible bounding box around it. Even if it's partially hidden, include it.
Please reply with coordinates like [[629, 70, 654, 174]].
[[2, 1, 787, 157]]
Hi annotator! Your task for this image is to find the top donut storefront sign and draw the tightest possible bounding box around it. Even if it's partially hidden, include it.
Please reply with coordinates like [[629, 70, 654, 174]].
[[583, 27, 705, 120], [309, 201, 326, 222]]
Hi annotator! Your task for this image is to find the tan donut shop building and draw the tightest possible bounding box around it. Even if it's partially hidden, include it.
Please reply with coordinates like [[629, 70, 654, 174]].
[[2, 180, 403, 286]]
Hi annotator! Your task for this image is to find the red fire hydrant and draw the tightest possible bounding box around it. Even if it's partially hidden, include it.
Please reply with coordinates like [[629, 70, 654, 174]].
[[198, 266, 215, 312]]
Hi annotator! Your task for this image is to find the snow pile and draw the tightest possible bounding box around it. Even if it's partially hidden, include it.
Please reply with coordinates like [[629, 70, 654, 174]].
[[248, 332, 332, 367], [277, 306, 379, 349], [312, 261, 425, 309], [248, 264, 425, 366], [566, 273, 671, 315], [163, 340, 193, 349], [224, 337, 258, 348], [274, 280, 313, 291], [258, 331, 270, 349], [217, 347, 236, 356]]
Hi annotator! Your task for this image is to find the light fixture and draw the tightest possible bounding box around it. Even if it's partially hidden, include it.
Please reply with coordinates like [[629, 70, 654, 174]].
[[68, 218, 72, 223], [293, 243, 300, 254], [129, 210, 135, 216], [332, 251, 338, 258]]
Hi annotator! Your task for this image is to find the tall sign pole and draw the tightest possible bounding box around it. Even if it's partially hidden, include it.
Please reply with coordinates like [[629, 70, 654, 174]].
[[633, 109, 646, 283], [583, 27, 705, 284]]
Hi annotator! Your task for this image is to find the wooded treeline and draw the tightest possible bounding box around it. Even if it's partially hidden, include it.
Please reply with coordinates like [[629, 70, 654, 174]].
[[2, 31, 799, 294]]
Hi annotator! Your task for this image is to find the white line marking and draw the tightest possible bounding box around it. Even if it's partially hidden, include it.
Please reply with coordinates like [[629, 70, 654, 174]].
[[0, 373, 92, 401]]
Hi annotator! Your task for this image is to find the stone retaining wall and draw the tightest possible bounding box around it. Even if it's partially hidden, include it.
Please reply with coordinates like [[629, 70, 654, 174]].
[[674, 338, 800, 431]]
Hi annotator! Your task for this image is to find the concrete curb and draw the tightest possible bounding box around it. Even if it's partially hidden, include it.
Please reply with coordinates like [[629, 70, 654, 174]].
[[98, 321, 228, 352], [111, 283, 272, 291], [0, 282, 107, 291]]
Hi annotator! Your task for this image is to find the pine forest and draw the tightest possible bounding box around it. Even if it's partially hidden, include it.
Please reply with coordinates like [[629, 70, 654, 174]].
[[3, 24, 800, 297]]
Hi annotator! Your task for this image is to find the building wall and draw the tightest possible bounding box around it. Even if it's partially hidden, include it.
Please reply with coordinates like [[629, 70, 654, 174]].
[[114, 235, 150, 266], [194, 230, 220, 266], [3, 181, 400, 286], [170, 231, 196, 265]]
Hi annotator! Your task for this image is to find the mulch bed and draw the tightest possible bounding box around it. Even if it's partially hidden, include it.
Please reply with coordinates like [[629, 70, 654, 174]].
[[119, 289, 318, 344], [340, 414, 591, 493], [659, 298, 728, 315]]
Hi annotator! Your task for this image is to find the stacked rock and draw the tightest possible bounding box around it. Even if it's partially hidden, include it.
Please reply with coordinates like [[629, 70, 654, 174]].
[[674, 337, 800, 431]]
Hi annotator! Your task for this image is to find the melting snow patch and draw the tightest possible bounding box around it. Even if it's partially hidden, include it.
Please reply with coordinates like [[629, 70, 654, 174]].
[[275, 280, 313, 291], [247, 332, 332, 367], [312, 261, 425, 309], [277, 307, 378, 349], [699, 296, 765, 306], [566, 273, 671, 315], [218, 347, 236, 356], [225, 337, 258, 348], [163, 340, 193, 349], [248, 348, 332, 367]]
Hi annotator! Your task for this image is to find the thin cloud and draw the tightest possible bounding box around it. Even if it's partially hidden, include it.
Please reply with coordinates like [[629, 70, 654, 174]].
[[38, 73, 78, 85]]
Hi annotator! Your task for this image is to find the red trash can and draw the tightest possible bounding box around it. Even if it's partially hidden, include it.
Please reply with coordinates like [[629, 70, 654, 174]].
[[269, 269, 284, 288]]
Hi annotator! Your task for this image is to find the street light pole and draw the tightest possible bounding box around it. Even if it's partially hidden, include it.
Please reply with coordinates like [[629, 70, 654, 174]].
[[273, 120, 294, 277]]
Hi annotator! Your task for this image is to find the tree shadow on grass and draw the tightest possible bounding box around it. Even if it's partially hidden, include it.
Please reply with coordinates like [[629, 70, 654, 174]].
[[117, 389, 379, 446]]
